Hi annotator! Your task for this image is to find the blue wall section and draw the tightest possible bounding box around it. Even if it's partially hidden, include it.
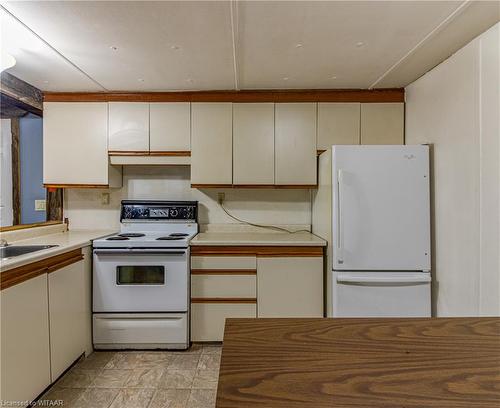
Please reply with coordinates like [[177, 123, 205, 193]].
[[20, 114, 46, 224]]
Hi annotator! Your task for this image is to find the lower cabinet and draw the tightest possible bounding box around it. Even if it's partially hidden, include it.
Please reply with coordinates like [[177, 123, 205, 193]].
[[0, 247, 91, 406], [0, 275, 51, 404], [191, 303, 257, 342], [257, 257, 323, 317], [48, 252, 87, 381], [190, 247, 324, 341]]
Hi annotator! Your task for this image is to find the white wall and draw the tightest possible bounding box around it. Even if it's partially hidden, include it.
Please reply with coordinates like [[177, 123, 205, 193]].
[[64, 166, 312, 231], [0, 119, 13, 227], [405, 23, 499, 316]]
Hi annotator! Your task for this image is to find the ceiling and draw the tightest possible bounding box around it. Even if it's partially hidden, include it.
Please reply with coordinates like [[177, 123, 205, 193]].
[[1, 1, 498, 92]]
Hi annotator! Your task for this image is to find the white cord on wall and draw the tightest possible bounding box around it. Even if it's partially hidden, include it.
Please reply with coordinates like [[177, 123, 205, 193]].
[[219, 201, 309, 234]]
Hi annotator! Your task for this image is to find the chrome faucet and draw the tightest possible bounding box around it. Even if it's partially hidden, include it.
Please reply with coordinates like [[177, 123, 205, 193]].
[[0, 238, 8, 247]]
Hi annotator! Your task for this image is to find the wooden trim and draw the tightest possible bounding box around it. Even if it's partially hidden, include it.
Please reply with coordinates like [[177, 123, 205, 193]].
[[191, 297, 257, 304], [191, 246, 324, 257], [149, 151, 191, 157], [1, 72, 43, 116], [192, 184, 317, 189], [0, 220, 63, 233], [43, 183, 110, 189], [108, 150, 150, 156], [1, 248, 83, 290], [43, 89, 404, 103], [191, 184, 233, 189], [46, 188, 63, 222], [46, 254, 84, 274], [108, 150, 191, 157], [191, 269, 257, 275], [11, 118, 20, 225]]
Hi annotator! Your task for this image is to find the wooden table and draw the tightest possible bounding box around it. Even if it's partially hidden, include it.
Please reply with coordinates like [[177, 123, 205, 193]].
[[216, 318, 500, 408]]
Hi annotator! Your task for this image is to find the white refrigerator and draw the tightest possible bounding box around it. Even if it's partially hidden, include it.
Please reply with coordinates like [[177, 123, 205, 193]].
[[312, 145, 431, 317]]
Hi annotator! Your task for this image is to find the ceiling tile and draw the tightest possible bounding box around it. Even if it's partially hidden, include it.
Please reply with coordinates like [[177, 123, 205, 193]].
[[237, 1, 462, 89], [3, 1, 235, 91], [1, 8, 104, 91]]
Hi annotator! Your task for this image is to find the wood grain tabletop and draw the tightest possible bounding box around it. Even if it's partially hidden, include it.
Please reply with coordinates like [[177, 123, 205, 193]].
[[216, 318, 500, 408]]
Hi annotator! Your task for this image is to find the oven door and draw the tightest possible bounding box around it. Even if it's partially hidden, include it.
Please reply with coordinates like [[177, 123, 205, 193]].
[[93, 248, 188, 312]]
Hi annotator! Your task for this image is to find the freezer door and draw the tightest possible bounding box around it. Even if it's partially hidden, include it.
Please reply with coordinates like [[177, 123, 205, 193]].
[[332, 145, 431, 271], [332, 271, 431, 317]]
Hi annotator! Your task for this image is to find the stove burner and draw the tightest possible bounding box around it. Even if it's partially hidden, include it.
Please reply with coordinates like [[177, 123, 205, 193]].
[[156, 236, 183, 241], [169, 233, 189, 237], [118, 233, 146, 238], [106, 236, 130, 241]]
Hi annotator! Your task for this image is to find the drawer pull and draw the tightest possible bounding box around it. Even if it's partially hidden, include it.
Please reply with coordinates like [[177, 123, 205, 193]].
[[191, 297, 257, 304]]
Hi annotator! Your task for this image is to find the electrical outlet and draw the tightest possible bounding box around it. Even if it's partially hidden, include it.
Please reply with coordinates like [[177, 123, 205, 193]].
[[217, 192, 225, 204], [35, 199, 46, 211], [101, 192, 110, 205]]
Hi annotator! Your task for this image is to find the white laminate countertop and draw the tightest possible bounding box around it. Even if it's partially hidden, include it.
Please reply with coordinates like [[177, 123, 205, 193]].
[[0, 229, 116, 272], [190, 231, 327, 246]]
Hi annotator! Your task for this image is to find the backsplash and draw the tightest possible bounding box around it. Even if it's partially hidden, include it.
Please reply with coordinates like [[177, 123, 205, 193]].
[[64, 166, 312, 230]]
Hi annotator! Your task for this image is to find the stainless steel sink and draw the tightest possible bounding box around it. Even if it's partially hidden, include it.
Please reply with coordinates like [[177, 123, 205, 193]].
[[0, 245, 59, 260]]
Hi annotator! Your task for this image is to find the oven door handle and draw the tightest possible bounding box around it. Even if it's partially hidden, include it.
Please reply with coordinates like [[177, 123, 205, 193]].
[[94, 249, 186, 255]]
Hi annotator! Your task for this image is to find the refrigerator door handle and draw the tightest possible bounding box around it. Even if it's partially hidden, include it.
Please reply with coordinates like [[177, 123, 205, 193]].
[[337, 169, 344, 264], [337, 273, 431, 284]]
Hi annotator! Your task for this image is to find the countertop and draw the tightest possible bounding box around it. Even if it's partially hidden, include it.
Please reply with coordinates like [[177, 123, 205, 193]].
[[217, 317, 500, 408], [190, 231, 327, 246], [1, 229, 116, 272]]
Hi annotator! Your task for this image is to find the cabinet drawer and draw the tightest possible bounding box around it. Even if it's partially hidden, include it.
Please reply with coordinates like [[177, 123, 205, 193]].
[[191, 303, 256, 342], [191, 256, 256, 270], [191, 274, 256, 298]]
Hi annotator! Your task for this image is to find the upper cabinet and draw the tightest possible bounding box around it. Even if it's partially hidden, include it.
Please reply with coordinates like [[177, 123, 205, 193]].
[[108, 102, 149, 152], [275, 103, 317, 186], [360, 103, 404, 145], [43, 102, 122, 188], [191, 103, 233, 186], [233, 103, 275, 186], [317, 103, 360, 150], [150, 103, 191, 153]]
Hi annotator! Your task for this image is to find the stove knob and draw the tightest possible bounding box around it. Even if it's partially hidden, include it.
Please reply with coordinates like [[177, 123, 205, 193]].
[[170, 209, 178, 217]]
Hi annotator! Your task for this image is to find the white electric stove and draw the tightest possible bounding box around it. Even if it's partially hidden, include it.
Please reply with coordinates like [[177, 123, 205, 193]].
[[92, 200, 198, 350]]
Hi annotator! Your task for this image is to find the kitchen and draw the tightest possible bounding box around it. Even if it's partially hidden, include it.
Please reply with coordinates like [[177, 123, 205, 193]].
[[0, 1, 499, 408]]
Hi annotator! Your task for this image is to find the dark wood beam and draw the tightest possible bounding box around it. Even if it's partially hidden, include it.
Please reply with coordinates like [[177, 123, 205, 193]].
[[43, 88, 405, 103], [46, 188, 63, 222], [1, 72, 43, 117], [10, 118, 21, 225]]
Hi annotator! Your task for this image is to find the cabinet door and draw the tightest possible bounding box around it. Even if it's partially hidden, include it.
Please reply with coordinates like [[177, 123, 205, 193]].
[[233, 103, 275, 185], [43, 102, 119, 186], [48, 258, 86, 381], [317, 103, 360, 150], [360, 103, 404, 145], [275, 103, 317, 185], [109, 102, 149, 152], [257, 257, 323, 317], [191, 103, 232, 186], [150, 103, 191, 152], [191, 303, 256, 341], [1, 275, 51, 404]]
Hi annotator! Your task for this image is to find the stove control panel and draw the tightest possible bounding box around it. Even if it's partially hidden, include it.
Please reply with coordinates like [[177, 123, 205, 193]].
[[120, 201, 198, 222]]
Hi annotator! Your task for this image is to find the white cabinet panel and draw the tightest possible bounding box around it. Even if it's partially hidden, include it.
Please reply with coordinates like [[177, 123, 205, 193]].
[[191, 303, 256, 341], [191, 274, 257, 298], [317, 103, 360, 149], [150, 103, 190, 152], [233, 103, 275, 185], [191, 103, 232, 185], [48, 258, 87, 381], [360, 103, 404, 145], [1, 275, 51, 405], [275, 103, 317, 185], [44, 102, 120, 187], [109, 102, 149, 151], [257, 257, 323, 317]]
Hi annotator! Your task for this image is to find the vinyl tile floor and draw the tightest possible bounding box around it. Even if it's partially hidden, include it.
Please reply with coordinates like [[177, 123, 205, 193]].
[[40, 344, 222, 408]]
